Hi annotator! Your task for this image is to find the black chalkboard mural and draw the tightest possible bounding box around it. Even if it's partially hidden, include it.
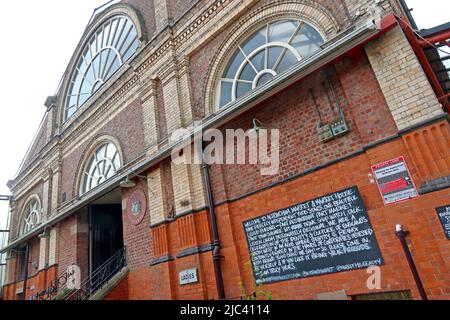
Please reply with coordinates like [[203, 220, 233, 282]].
[[436, 205, 450, 240], [243, 186, 384, 284]]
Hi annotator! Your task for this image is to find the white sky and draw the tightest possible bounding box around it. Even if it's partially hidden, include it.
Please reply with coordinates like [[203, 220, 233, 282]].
[[0, 0, 449, 237]]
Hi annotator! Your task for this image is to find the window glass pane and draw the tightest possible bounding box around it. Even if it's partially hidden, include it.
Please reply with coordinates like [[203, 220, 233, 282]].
[[105, 56, 121, 79], [217, 20, 324, 108], [292, 24, 324, 58], [275, 50, 298, 73], [78, 92, 89, 107], [82, 143, 121, 194], [114, 18, 128, 47], [268, 20, 298, 43], [103, 22, 111, 48], [241, 27, 266, 55], [89, 36, 97, 57], [267, 46, 283, 70], [223, 50, 245, 79], [84, 45, 92, 64], [257, 73, 274, 86], [79, 76, 91, 95], [236, 81, 252, 98], [251, 50, 265, 72], [219, 81, 233, 107], [65, 16, 140, 121], [122, 37, 139, 62], [120, 27, 137, 56], [92, 54, 101, 80], [240, 62, 256, 81]]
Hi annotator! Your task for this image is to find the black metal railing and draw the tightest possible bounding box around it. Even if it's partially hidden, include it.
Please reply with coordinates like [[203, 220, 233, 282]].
[[64, 247, 127, 300], [30, 267, 76, 300]]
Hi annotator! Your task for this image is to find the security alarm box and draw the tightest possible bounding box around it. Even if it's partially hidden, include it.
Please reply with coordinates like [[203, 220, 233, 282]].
[[317, 124, 334, 142], [330, 116, 349, 137]]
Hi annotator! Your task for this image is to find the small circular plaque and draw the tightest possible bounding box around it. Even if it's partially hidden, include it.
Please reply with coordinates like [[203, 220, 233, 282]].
[[126, 188, 147, 226]]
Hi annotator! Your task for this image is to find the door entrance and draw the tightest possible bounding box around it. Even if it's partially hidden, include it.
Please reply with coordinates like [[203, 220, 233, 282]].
[[89, 204, 124, 273]]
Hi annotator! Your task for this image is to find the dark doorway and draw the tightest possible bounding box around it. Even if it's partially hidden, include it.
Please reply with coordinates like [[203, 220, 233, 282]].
[[89, 204, 124, 273]]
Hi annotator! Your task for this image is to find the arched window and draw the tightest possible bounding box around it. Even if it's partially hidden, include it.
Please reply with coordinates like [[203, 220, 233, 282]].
[[82, 142, 122, 194], [65, 15, 141, 120], [20, 198, 41, 235], [218, 20, 324, 108]]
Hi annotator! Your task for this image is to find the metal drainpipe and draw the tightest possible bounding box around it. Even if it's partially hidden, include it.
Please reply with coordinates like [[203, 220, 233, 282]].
[[202, 158, 226, 300], [22, 243, 30, 301], [396, 228, 428, 300]]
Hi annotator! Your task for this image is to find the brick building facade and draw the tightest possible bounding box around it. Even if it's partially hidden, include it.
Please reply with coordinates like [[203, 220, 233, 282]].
[[1, 0, 449, 300]]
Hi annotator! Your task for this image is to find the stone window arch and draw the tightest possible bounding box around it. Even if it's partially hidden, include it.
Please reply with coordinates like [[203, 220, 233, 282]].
[[62, 4, 147, 122], [19, 196, 42, 236], [203, 1, 339, 114], [218, 19, 325, 108], [80, 140, 122, 195]]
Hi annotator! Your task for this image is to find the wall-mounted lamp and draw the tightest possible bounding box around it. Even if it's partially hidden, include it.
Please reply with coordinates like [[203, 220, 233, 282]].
[[249, 118, 265, 134], [119, 176, 137, 189], [5, 249, 20, 261], [38, 228, 50, 239], [120, 171, 149, 189]]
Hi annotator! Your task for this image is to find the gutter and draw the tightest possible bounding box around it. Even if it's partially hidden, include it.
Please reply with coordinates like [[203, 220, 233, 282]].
[[1, 15, 396, 254]]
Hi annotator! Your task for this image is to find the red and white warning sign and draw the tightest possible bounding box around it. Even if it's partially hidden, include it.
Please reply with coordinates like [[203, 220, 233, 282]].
[[371, 156, 419, 205]]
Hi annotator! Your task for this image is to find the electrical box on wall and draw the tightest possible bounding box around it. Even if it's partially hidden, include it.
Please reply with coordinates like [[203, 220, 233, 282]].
[[317, 123, 334, 143], [330, 115, 349, 137]]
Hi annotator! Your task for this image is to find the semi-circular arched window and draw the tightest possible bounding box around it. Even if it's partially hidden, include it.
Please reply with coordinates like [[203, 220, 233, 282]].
[[218, 20, 324, 108], [65, 15, 141, 120], [82, 142, 122, 194], [20, 198, 41, 235]]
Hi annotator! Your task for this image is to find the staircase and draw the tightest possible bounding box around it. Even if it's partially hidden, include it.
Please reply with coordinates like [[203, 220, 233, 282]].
[[31, 247, 127, 300], [30, 267, 75, 300], [64, 247, 127, 300]]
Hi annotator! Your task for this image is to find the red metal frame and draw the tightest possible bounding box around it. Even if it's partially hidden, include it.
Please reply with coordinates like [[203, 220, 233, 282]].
[[398, 17, 450, 113]]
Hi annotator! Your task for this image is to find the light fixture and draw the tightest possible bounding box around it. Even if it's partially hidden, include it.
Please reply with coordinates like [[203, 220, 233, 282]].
[[120, 175, 137, 189], [38, 228, 50, 239], [5, 250, 16, 261], [249, 118, 265, 134]]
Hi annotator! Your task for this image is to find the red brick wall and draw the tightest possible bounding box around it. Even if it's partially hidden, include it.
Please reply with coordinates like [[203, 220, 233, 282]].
[[61, 98, 146, 203], [57, 215, 78, 276], [141, 126, 450, 300], [166, 0, 195, 23], [219, 137, 450, 300], [104, 275, 129, 300], [122, 0, 156, 38], [209, 56, 397, 203], [121, 180, 153, 299], [27, 238, 41, 278], [3, 265, 58, 301], [56, 212, 89, 279]]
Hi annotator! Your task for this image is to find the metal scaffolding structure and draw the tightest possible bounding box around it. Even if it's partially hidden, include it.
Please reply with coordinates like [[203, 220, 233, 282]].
[[0, 195, 12, 299]]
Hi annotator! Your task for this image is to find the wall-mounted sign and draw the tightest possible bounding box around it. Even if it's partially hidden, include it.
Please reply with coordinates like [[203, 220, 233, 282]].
[[436, 205, 450, 240], [371, 156, 418, 205], [126, 188, 147, 226], [179, 268, 199, 285], [243, 186, 384, 285]]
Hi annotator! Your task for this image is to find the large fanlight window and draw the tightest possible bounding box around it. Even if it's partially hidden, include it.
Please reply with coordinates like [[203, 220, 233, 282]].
[[21, 199, 41, 235], [218, 20, 325, 108], [82, 142, 121, 194], [65, 15, 141, 120]]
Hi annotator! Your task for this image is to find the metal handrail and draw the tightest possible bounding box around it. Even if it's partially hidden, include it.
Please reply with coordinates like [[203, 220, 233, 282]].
[[64, 247, 127, 300], [30, 266, 76, 300]]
